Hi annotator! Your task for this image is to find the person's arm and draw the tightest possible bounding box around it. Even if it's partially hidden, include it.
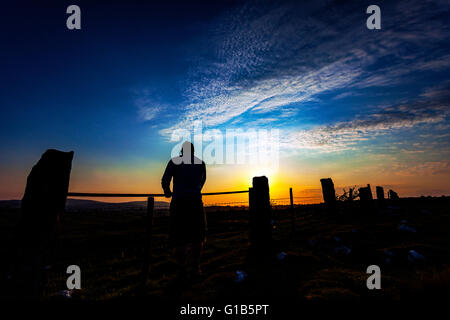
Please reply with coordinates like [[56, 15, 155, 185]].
[[161, 160, 174, 198], [200, 161, 206, 190]]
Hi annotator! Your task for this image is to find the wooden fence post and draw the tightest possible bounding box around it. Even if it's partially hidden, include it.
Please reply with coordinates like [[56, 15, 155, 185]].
[[376, 186, 386, 208], [358, 184, 373, 209], [376, 186, 384, 201], [290, 187, 295, 234], [320, 178, 336, 211], [248, 176, 272, 255], [141, 196, 154, 283]]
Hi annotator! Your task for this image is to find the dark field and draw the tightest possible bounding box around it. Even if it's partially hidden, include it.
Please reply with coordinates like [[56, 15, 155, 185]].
[[1, 197, 450, 306]]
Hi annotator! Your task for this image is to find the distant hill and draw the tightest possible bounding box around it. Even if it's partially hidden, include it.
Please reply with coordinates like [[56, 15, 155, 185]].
[[0, 198, 170, 211], [65, 199, 170, 211], [0, 200, 21, 209]]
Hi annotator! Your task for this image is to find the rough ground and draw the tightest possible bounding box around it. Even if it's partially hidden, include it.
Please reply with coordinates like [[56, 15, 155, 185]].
[[0, 197, 449, 306]]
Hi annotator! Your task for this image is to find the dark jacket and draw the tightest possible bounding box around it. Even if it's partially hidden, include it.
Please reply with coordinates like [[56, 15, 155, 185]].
[[161, 155, 206, 200]]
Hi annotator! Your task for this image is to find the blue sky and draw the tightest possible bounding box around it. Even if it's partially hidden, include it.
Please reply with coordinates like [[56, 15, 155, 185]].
[[1, 0, 449, 201]]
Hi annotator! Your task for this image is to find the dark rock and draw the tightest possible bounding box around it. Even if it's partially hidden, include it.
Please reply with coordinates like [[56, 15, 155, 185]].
[[19, 149, 74, 238], [13, 149, 74, 298]]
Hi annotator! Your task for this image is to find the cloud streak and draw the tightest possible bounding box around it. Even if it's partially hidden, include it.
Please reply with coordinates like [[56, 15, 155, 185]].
[[134, 89, 166, 122], [154, 0, 450, 158], [282, 100, 449, 152]]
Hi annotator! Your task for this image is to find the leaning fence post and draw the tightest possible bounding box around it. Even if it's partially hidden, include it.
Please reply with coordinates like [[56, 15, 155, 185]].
[[141, 196, 154, 283]]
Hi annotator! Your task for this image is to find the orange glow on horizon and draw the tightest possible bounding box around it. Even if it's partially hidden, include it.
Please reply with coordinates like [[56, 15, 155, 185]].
[[1, 154, 449, 206]]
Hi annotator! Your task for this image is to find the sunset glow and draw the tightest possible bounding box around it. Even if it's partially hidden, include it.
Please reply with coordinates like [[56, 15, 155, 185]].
[[1, 1, 449, 205]]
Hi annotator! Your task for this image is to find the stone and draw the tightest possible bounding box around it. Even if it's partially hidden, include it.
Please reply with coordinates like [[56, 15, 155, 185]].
[[20, 149, 74, 237]]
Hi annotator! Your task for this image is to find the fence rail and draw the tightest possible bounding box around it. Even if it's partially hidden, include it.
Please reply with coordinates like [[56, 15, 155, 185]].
[[66, 188, 252, 282], [67, 190, 249, 198]]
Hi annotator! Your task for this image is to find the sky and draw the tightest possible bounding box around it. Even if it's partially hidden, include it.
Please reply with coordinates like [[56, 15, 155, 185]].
[[1, 0, 449, 205]]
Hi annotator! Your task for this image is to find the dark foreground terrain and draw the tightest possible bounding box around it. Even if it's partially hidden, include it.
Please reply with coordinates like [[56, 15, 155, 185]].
[[0, 197, 449, 308]]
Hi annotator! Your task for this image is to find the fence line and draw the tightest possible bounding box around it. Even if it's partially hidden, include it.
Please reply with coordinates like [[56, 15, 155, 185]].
[[65, 185, 303, 283], [67, 191, 321, 206], [67, 190, 249, 198], [205, 200, 249, 206]]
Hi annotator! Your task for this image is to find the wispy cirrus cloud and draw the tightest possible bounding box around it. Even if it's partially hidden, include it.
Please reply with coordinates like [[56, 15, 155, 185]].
[[156, 0, 450, 140], [158, 53, 365, 136], [282, 99, 449, 153], [137, 105, 162, 121], [134, 89, 166, 122], [391, 160, 450, 176], [421, 80, 450, 99]]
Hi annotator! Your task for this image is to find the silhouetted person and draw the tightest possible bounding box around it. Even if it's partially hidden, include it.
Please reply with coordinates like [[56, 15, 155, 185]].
[[161, 141, 207, 281]]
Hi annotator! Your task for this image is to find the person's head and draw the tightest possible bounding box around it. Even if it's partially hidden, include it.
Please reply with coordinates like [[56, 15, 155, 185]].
[[180, 141, 194, 157]]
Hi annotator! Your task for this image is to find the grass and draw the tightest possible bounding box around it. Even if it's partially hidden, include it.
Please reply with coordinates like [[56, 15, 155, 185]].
[[1, 197, 449, 303]]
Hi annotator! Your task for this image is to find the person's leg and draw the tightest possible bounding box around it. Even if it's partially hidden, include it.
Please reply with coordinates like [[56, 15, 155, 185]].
[[174, 244, 189, 278], [191, 199, 206, 276], [191, 241, 204, 275]]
